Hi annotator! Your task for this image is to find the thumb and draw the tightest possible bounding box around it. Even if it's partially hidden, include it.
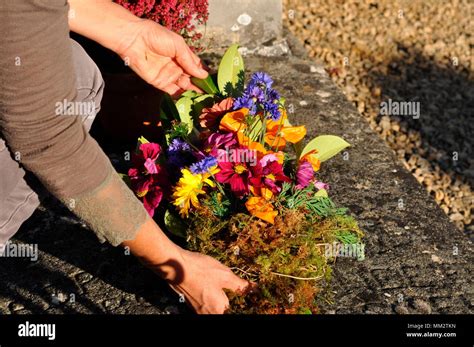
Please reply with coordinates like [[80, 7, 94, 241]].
[[175, 43, 208, 79], [222, 272, 252, 294]]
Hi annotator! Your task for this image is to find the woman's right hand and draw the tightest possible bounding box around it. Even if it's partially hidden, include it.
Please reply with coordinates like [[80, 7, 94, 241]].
[[122, 218, 250, 314], [167, 248, 250, 314]]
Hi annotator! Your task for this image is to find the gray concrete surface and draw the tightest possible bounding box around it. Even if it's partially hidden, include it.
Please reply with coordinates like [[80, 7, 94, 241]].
[[200, 0, 283, 50], [0, 32, 472, 315]]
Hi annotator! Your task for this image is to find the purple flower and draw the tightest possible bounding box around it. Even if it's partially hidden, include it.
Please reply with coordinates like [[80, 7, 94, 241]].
[[264, 101, 282, 121], [205, 132, 237, 156], [190, 156, 218, 174], [168, 138, 191, 153], [167, 138, 193, 169]]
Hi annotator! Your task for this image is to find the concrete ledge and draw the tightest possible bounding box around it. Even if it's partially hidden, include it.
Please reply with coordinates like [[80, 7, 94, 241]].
[[200, 0, 282, 50]]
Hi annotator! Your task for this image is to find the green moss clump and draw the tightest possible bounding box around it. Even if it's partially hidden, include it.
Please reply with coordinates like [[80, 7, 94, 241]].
[[185, 187, 363, 314]]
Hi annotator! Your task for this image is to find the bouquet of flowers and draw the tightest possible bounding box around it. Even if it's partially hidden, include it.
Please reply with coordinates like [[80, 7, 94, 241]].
[[125, 45, 362, 313]]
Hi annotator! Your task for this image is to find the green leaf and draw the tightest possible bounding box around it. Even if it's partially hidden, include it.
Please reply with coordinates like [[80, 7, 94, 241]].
[[164, 210, 187, 238], [181, 90, 199, 98], [175, 96, 194, 134], [160, 93, 180, 122], [248, 117, 263, 141], [191, 75, 219, 95], [299, 135, 350, 162], [137, 136, 150, 145], [217, 44, 245, 96]]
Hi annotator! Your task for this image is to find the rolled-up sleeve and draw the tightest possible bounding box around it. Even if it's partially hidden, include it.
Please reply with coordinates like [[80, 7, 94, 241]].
[[0, 0, 149, 246]]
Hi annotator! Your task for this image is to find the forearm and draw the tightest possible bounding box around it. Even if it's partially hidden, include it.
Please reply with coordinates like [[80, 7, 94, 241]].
[[122, 218, 185, 282], [68, 0, 143, 55]]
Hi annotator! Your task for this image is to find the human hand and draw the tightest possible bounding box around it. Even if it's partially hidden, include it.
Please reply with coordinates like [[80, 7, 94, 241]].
[[122, 219, 250, 314], [116, 19, 208, 97], [166, 249, 251, 314]]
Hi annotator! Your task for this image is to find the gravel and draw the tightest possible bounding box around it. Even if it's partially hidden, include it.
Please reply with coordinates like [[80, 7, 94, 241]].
[[283, 0, 473, 236]]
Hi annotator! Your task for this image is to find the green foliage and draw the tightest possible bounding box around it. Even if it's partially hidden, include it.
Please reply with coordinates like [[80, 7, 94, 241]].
[[299, 135, 350, 162], [334, 230, 360, 245], [167, 122, 189, 141], [218, 44, 245, 97], [277, 183, 348, 219], [164, 210, 187, 238], [203, 191, 231, 218], [175, 97, 194, 134], [191, 75, 219, 94]]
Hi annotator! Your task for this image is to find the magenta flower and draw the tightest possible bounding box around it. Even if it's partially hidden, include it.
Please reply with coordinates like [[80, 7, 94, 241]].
[[133, 143, 162, 175], [295, 161, 314, 189], [215, 159, 251, 197], [128, 168, 164, 217], [204, 132, 237, 157], [249, 155, 291, 194]]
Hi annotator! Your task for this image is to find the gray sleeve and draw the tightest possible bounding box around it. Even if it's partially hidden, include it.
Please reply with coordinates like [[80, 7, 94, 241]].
[[0, 0, 149, 246]]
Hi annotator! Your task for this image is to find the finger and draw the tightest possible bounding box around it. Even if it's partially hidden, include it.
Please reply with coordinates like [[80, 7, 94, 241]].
[[152, 64, 184, 91], [163, 83, 184, 98], [175, 41, 208, 79], [185, 45, 211, 72], [213, 290, 230, 314], [221, 272, 251, 294], [176, 74, 204, 93]]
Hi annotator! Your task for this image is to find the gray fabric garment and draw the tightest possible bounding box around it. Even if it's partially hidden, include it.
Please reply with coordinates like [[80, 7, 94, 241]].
[[0, 0, 148, 248], [0, 39, 104, 252]]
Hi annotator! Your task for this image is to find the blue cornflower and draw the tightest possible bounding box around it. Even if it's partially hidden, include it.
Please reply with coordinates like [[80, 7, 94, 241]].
[[167, 138, 193, 169], [168, 138, 191, 153], [250, 72, 273, 89], [264, 101, 282, 121], [190, 156, 218, 174]]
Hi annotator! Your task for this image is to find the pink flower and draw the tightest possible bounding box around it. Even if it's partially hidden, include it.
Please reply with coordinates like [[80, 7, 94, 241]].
[[313, 180, 329, 191], [133, 143, 162, 175], [295, 161, 314, 189], [199, 98, 234, 129], [204, 132, 237, 157]]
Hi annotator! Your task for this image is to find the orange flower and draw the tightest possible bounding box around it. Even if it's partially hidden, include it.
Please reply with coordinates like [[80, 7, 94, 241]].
[[264, 111, 306, 149], [236, 132, 267, 156], [249, 186, 274, 200], [245, 196, 278, 224], [219, 108, 249, 133], [300, 150, 321, 172]]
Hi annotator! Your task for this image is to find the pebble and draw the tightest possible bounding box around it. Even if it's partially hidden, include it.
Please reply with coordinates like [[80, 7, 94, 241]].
[[413, 299, 432, 314], [284, 0, 472, 237]]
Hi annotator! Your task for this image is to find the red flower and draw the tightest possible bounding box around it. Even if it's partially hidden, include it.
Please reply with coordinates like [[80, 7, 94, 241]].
[[128, 169, 164, 217], [128, 142, 168, 217], [249, 154, 291, 195], [215, 157, 251, 197]]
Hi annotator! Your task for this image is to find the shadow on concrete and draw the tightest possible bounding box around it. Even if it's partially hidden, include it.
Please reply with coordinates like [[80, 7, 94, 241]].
[[0, 195, 187, 314], [369, 44, 473, 186]]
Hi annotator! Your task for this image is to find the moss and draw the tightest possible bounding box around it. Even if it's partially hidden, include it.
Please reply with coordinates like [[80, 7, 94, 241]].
[[185, 200, 363, 314]]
